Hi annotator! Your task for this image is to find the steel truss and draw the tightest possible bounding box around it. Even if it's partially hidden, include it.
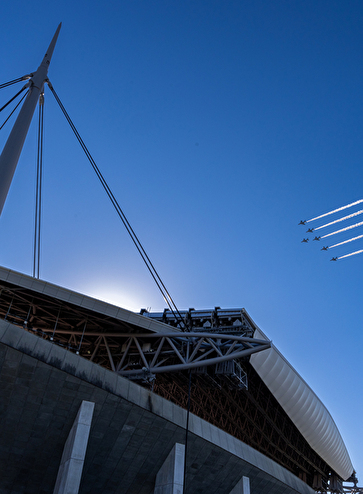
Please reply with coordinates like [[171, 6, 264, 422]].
[[154, 366, 334, 488], [0, 282, 269, 378], [141, 306, 257, 334], [95, 332, 270, 378], [0, 279, 348, 491]]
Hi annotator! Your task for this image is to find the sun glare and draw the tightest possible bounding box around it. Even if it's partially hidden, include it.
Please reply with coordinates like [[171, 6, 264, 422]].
[[76, 277, 161, 313]]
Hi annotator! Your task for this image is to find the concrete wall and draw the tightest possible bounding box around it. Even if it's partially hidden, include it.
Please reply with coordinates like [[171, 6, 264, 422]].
[[0, 319, 315, 494], [53, 401, 95, 494]]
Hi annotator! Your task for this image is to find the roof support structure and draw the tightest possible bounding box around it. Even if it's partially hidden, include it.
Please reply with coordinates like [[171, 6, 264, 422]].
[[0, 23, 61, 215], [0, 272, 351, 489]]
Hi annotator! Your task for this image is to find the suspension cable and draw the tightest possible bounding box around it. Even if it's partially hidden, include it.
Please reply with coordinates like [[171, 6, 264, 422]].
[[0, 75, 31, 90], [0, 84, 29, 113], [0, 89, 29, 131], [33, 92, 44, 279], [47, 82, 187, 330]]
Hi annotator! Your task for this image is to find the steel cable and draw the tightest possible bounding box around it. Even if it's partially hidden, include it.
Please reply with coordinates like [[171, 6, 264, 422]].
[[0, 75, 31, 90], [0, 90, 29, 130], [0, 85, 28, 114], [48, 83, 186, 330]]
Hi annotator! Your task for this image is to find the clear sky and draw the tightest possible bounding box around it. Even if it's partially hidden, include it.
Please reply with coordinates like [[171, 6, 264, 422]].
[[1, 0, 362, 482]]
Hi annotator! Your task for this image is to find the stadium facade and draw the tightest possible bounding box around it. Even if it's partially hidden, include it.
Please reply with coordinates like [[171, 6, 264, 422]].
[[0, 265, 354, 493]]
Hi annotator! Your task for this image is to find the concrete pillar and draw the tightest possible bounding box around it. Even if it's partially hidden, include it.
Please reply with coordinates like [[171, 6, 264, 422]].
[[154, 442, 185, 494], [53, 400, 95, 494], [229, 476, 250, 494]]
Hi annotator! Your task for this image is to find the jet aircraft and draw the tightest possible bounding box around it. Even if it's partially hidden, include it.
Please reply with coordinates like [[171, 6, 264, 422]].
[[321, 246, 329, 251], [330, 257, 338, 261], [306, 228, 314, 233], [313, 236, 321, 241], [301, 238, 309, 243], [299, 220, 306, 225]]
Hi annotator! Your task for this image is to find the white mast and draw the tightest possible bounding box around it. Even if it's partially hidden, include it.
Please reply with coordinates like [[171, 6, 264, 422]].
[[0, 23, 61, 215]]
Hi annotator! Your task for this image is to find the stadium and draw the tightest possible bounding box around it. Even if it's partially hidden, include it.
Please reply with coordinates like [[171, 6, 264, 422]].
[[0, 265, 355, 493], [0, 23, 359, 494]]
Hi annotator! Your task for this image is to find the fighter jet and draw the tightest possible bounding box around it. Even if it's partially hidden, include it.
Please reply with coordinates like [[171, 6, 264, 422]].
[[306, 228, 314, 233], [299, 220, 306, 225], [330, 257, 338, 261], [321, 246, 329, 251], [301, 238, 309, 243], [313, 236, 321, 241]]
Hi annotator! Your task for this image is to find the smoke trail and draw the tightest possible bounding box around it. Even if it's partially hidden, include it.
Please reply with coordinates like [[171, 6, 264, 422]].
[[329, 234, 363, 249], [338, 249, 363, 260], [315, 210, 363, 231], [307, 199, 363, 223], [321, 221, 363, 239]]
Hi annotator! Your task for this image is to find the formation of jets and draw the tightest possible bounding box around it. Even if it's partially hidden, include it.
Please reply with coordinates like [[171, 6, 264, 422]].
[[299, 200, 363, 261], [300, 222, 337, 259], [299, 216, 338, 259]]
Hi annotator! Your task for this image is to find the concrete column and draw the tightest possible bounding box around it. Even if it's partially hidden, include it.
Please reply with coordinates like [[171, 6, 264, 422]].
[[154, 442, 185, 494], [53, 400, 95, 494], [229, 476, 250, 494]]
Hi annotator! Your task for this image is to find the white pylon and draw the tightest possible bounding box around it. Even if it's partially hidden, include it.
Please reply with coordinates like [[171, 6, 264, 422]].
[[0, 23, 61, 215]]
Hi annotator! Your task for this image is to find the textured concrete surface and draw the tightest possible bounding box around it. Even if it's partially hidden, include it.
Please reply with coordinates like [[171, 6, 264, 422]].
[[53, 401, 95, 494], [0, 319, 315, 494], [154, 443, 185, 494], [230, 476, 250, 494]]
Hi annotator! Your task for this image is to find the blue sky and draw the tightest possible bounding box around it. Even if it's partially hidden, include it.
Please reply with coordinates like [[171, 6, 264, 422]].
[[1, 0, 363, 481]]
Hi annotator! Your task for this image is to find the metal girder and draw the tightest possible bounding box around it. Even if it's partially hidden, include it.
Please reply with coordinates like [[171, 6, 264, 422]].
[[154, 366, 332, 487], [0, 282, 270, 378], [141, 307, 256, 335], [109, 332, 270, 376], [37, 330, 270, 377], [0, 279, 339, 488]]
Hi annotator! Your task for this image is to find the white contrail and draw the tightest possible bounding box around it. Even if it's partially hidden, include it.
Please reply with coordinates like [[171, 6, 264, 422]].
[[338, 249, 363, 260], [329, 234, 363, 249], [321, 221, 363, 239], [307, 199, 363, 223], [315, 210, 363, 231]]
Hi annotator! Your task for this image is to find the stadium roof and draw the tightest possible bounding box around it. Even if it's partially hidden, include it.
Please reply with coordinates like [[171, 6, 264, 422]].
[[251, 328, 353, 480], [0, 265, 354, 483]]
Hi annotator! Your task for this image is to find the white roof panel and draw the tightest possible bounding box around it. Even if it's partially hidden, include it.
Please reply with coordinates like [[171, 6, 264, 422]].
[[250, 327, 353, 480]]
